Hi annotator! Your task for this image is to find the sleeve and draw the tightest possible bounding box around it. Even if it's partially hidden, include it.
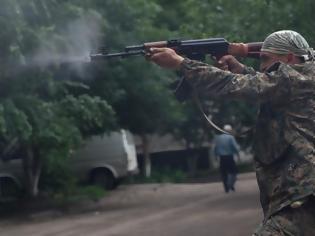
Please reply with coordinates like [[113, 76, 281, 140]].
[[241, 66, 256, 75], [178, 59, 291, 104], [229, 136, 240, 155]]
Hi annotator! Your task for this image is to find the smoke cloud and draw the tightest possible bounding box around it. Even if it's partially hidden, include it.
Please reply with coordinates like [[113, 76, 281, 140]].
[[29, 12, 103, 76]]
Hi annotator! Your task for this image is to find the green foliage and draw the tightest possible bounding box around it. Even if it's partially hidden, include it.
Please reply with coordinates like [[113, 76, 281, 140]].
[[77, 186, 107, 202], [58, 94, 116, 137], [0, 1, 119, 197], [40, 156, 106, 203], [40, 154, 78, 195], [52, 185, 107, 207], [1, 99, 32, 142]]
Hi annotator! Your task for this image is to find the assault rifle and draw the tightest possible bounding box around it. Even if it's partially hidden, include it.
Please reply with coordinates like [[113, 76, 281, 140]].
[[90, 38, 263, 134], [90, 38, 262, 61], [90, 38, 263, 102]]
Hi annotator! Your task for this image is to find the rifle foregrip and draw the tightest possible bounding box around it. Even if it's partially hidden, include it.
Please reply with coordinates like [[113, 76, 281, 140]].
[[228, 42, 262, 58], [143, 41, 168, 49]]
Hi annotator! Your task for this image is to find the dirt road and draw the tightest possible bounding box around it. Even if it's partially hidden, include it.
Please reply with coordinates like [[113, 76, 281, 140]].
[[0, 173, 262, 236]]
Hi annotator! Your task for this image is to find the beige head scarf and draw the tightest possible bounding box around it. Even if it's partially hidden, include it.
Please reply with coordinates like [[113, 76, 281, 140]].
[[261, 30, 314, 61]]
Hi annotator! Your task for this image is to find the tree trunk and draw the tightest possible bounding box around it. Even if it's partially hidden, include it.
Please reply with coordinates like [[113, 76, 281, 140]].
[[22, 146, 42, 198], [141, 134, 151, 178], [185, 142, 199, 177], [207, 154, 215, 170], [208, 146, 216, 171], [187, 149, 198, 177]]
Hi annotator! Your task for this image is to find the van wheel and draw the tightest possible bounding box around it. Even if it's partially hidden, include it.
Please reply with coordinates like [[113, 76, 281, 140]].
[[91, 169, 116, 190]]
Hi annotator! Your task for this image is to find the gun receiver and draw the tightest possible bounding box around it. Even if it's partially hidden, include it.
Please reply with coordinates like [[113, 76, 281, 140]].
[[90, 38, 262, 61]]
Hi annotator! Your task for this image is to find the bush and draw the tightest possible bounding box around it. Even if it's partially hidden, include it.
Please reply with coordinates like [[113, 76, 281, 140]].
[[39, 155, 106, 204], [52, 185, 107, 207], [39, 155, 78, 196], [77, 186, 107, 202]]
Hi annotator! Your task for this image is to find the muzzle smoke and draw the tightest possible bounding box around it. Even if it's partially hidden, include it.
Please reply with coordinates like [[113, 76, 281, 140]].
[[29, 12, 103, 76]]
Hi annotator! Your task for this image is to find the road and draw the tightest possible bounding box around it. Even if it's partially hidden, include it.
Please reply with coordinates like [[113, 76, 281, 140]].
[[0, 172, 262, 236]]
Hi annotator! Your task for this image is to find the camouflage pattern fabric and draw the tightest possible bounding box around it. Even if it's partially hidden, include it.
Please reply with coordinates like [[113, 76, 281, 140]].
[[179, 59, 315, 222], [253, 196, 315, 236]]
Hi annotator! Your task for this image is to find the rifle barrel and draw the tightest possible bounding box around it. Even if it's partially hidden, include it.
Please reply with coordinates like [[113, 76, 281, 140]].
[[90, 50, 144, 61]]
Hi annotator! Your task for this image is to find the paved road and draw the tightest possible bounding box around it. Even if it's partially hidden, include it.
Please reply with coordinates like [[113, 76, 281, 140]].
[[0, 173, 262, 236]]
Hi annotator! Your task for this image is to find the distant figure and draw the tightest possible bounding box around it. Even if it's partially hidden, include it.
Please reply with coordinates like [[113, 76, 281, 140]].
[[213, 124, 240, 193]]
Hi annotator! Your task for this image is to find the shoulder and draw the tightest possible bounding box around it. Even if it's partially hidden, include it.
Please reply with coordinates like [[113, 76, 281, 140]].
[[264, 62, 308, 85], [221, 134, 234, 141], [227, 134, 236, 141], [268, 62, 315, 80], [291, 62, 315, 77], [215, 134, 223, 139], [215, 134, 226, 141]]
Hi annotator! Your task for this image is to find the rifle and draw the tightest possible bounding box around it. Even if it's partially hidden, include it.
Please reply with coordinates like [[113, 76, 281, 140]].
[[90, 38, 263, 102], [90, 38, 262, 61], [90, 38, 263, 134]]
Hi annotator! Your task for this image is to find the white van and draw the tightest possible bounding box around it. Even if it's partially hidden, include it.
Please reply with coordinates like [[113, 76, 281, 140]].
[[0, 130, 138, 198], [71, 130, 139, 189]]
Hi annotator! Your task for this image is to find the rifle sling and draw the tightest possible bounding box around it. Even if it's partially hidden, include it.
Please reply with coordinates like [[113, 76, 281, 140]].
[[192, 90, 251, 137]]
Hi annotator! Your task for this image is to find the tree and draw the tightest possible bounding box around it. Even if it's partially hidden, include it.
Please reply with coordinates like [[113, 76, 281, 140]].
[[0, 1, 116, 197], [86, 0, 181, 177]]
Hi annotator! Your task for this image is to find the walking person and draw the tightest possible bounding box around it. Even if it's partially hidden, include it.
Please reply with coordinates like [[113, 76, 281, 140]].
[[213, 124, 240, 193]]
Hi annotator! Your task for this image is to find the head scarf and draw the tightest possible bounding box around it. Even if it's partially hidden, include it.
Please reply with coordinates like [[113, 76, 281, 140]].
[[261, 30, 314, 61]]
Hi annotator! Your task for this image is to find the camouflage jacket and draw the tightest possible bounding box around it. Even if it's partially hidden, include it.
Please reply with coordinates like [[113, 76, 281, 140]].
[[179, 58, 315, 220]]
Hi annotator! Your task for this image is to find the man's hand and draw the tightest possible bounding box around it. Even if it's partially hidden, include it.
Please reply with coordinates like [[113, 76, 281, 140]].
[[216, 55, 245, 74], [147, 48, 184, 70]]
